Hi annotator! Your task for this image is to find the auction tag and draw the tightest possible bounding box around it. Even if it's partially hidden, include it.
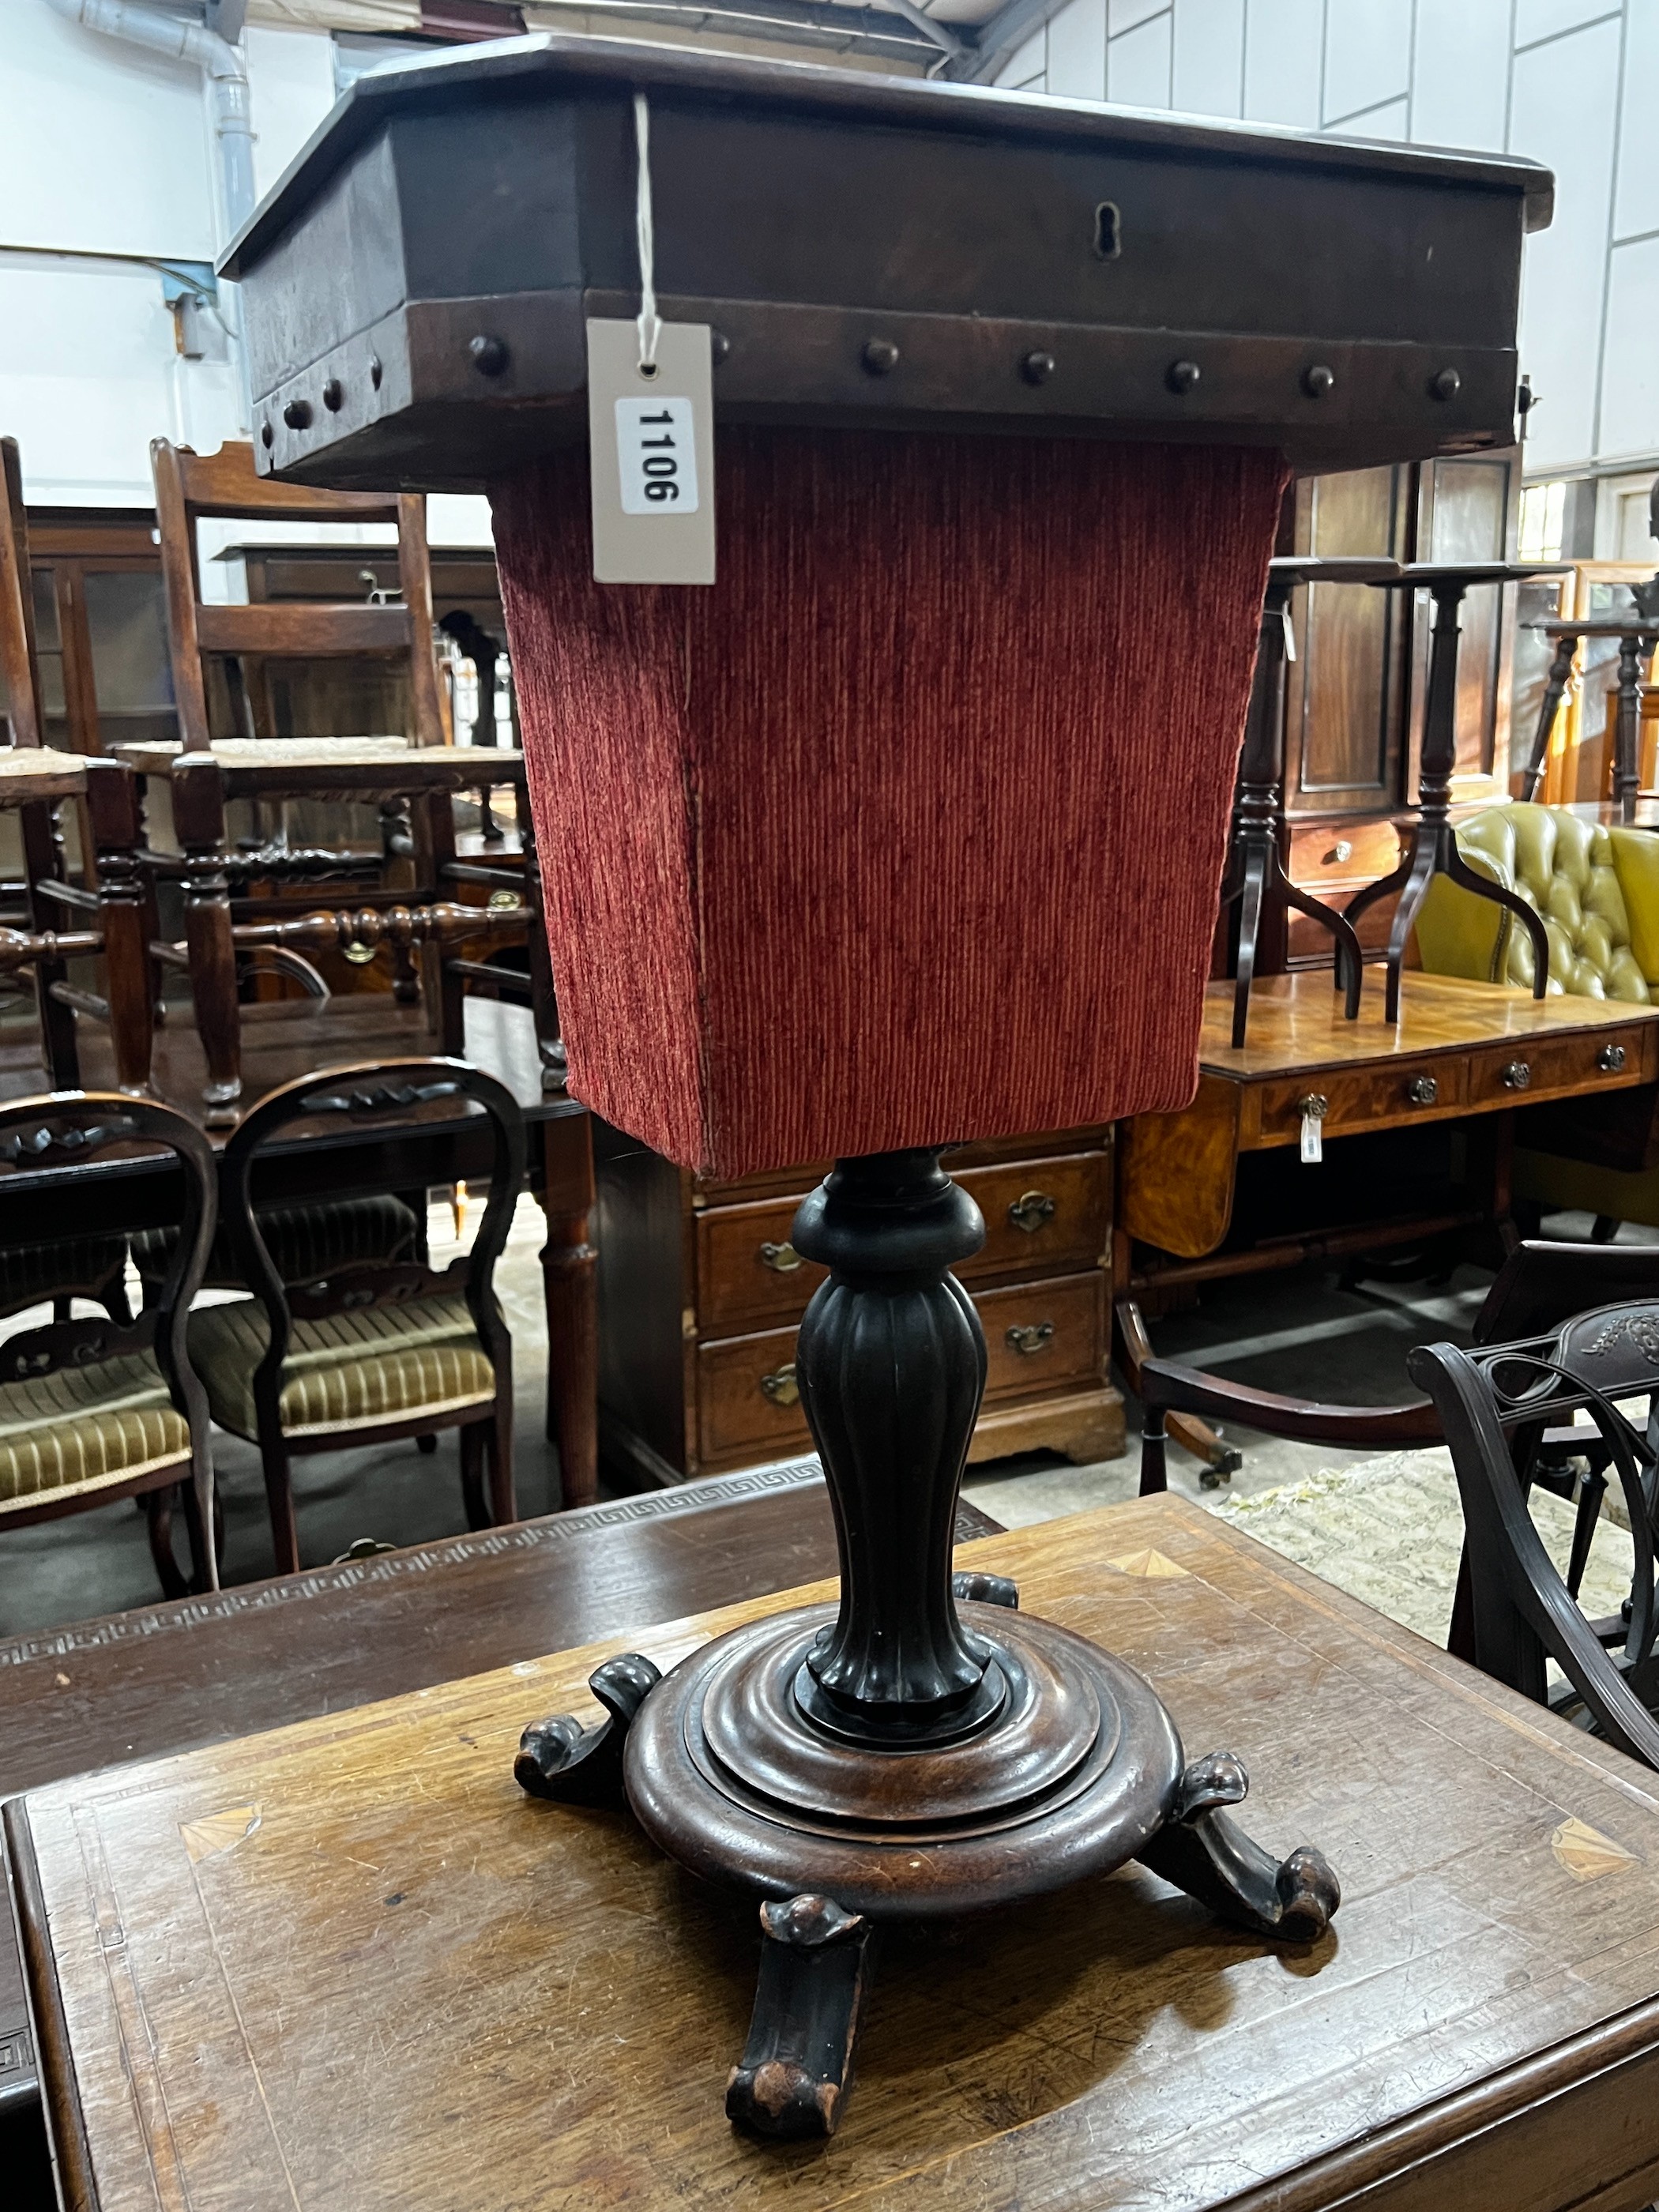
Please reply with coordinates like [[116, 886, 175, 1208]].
[[1300, 1111, 1323, 1164], [586, 318, 715, 585]]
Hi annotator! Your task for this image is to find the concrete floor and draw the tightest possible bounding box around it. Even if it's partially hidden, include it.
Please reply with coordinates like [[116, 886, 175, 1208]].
[[0, 1202, 1644, 1640]]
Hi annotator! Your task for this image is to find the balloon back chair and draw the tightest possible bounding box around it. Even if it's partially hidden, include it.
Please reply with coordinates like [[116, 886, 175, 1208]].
[[0, 1092, 216, 1596], [187, 1059, 524, 1573]]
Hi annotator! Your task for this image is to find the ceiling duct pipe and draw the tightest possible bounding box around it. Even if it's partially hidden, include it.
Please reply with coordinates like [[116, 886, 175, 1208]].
[[42, 0, 254, 239]]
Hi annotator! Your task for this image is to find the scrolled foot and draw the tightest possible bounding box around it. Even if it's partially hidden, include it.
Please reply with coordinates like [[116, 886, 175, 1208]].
[[514, 1651, 660, 1808], [1137, 1750, 1340, 1943], [726, 1894, 875, 2142], [950, 1570, 1018, 1610]]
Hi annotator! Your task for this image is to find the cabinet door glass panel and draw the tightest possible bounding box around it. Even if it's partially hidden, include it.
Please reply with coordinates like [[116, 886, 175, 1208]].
[[1428, 458, 1509, 782], [82, 570, 175, 742], [28, 570, 63, 719], [1288, 465, 1402, 812]]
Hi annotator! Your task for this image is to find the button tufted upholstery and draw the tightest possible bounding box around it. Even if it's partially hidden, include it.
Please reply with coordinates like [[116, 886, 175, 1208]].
[[1415, 803, 1659, 1004]]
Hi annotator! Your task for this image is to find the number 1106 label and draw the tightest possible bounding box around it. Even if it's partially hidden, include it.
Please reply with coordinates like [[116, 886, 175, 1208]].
[[615, 397, 699, 515]]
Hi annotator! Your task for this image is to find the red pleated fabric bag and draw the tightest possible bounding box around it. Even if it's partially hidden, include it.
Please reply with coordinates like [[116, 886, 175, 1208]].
[[492, 427, 1285, 1179]]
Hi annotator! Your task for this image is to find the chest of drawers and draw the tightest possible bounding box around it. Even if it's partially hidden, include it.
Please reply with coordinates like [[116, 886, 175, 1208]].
[[595, 1126, 1123, 1486]]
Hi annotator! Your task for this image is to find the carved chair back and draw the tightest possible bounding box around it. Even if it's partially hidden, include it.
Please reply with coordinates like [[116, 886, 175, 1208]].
[[151, 438, 445, 751], [1409, 1305, 1659, 1770], [218, 1059, 525, 1447], [0, 1092, 213, 1385]]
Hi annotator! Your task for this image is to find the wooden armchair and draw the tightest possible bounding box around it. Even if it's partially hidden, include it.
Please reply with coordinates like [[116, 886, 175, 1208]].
[[130, 441, 548, 1121], [0, 1092, 217, 1597], [186, 1060, 524, 1573], [1408, 1306, 1659, 1767], [1137, 1237, 1659, 1492], [1, 437, 153, 1095]]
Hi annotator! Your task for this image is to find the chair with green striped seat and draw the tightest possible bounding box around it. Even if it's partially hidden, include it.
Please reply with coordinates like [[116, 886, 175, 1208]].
[[190, 1059, 523, 1574], [0, 1093, 217, 1597]]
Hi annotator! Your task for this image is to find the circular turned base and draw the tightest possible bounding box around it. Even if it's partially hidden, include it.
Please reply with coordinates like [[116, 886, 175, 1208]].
[[623, 1600, 1184, 1920]]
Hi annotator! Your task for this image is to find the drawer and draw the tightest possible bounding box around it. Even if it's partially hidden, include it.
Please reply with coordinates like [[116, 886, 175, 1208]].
[[977, 1272, 1107, 1402], [696, 1270, 1107, 1463], [695, 1196, 826, 1334], [1247, 1056, 1469, 1148], [1467, 1027, 1650, 1108], [698, 1326, 814, 1461], [1288, 817, 1405, 891], [961, 1156, 1110, 1284], [694, 1153, 1109, 1333]]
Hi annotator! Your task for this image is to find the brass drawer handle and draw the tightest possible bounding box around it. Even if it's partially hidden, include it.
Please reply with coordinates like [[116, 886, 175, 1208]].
[[1501, 1060, 1532, 1092], [760, 1240, 803, 1273], [1406, 1075, 1439, 1106], [1005, 1322, 1055, 1357], [759, 1363, 799, 1407], [1598, 1044, 1628, 1074], [1294, 1093, 1329, 1123], [1008, 1191, 1056, 1235]]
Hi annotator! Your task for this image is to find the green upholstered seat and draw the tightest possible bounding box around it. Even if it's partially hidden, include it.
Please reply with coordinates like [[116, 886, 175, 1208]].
[[132, 1192, 419, 1291], [0, 1352, 189, 1507], [1416, 803, 1656, 1003], [189, 1292, 495, 1440]]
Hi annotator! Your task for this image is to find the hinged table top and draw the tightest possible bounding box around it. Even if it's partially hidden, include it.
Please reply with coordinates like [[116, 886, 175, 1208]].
[[1198, 968, 1659, 1082]]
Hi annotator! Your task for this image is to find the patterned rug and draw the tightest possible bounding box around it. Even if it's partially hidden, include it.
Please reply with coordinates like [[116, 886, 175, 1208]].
[[1209, 1447, 1635, 1650]]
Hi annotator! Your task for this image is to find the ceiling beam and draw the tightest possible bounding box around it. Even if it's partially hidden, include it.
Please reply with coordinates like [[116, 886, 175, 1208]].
[[878, 0, 970, 66], [938, 0, 1053, 81]]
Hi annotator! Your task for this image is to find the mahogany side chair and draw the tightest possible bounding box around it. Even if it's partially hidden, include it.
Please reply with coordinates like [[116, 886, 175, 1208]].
[[1137, 1236, 1659, 1492], [186, 1059, 524, 1574], [0, 1091, 217, 1597]]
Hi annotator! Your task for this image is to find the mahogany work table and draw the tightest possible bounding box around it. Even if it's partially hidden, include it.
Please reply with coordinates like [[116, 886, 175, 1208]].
[[15, 1491, 1659, 2212], [1116, 969, 1659, 1469]]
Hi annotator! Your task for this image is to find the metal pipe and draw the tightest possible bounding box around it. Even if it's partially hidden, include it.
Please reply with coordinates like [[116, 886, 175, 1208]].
[[41, 0, 254, 236]]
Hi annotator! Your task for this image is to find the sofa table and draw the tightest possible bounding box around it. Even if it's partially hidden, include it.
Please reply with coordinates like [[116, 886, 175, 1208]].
[[17, 1492, 1659, 2212], [1116, 968, 1659, 1473]]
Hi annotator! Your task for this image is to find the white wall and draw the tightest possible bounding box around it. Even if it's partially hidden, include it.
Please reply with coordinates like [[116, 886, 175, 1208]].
[[0, 10, 338, 509], [1004, 0, 1659, 483]]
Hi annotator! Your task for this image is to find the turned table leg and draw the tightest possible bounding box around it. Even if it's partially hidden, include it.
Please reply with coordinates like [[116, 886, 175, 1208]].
[[539, 1108, 598, 1509], [170, 758, 242, 1125]]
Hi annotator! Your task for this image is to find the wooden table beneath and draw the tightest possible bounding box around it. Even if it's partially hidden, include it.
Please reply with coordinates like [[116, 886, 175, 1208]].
[[17, 1492, 1659, 2212], [0, 1460, 983, 2139], [0, 993, 600, 1510]]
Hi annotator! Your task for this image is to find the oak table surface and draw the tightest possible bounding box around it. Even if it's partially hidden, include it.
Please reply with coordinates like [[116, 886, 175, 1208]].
[[17, 1495, 1659, 2212], [1195, 966, 1659, 1080], [0, 1466, 995, 2121]]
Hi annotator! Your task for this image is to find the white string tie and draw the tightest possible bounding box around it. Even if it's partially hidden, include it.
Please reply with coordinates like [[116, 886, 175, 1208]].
[[634, 92, 660, 377]]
